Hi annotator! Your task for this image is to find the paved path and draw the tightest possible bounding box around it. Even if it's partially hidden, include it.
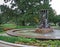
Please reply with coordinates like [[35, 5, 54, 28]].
[[0, 43, 15, 47], [0, 33, 9, 36]]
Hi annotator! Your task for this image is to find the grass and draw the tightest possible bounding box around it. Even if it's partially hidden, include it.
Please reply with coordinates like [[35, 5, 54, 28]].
[[1, 24, 16, 28], [16, 26, 35, 29], [1, 23, 35, 29], [0, 26, 5, 33], [0, 25, 60, 47], [0, 23, 60, 46], [0, 36, 40, 46], [0, 31, 5, 34], [0, 36, 60, 46], [2, 23, 60, 29]]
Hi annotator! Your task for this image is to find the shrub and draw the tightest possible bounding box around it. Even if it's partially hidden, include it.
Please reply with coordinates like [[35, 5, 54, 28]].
[[1, 24, 16, 31], [0, 36, 60, 46], [0, 25, 4, 32], [2, 24, 16, 28], [58, 22, 60, 26]]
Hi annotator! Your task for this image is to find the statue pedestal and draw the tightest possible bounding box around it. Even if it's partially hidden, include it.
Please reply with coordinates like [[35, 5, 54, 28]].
[[35, 28, 53, 33]]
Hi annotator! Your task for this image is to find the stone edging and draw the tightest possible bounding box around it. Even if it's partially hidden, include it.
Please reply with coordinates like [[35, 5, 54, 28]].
[[0, 40, 38, 47], [6, 29, 60, 39]]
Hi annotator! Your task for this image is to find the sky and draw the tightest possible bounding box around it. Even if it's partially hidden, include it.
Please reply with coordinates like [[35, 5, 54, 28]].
[[51, 0, 60, 15], [0, 0, 60, 15]]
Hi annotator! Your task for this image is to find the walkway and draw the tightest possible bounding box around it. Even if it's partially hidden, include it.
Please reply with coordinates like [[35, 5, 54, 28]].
[[0, 33, 9, 36], [0, 43, 14, 47]]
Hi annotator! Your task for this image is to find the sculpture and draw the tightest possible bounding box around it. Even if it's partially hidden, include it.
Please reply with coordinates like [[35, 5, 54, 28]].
[[35, 0, 53, 33], [39, 9, 49, 28]]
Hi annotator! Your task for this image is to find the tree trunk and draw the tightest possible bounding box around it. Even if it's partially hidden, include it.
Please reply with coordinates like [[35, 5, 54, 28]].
[[54, 23, 56, 26], [22, 21, 25, 26]]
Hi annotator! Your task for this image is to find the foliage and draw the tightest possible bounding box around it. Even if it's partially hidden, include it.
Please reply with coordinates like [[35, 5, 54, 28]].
[[58, 22, 60, 26], [0, 15, 2, 24], [0, 0, 55, 26], [0, 36, 60, 46], [1, 24, 16, 29], [49, 15, 60, 25], [0, 36, 40, 45], [16, 26, 35, 29], [0, 25, 4, 33], [1, 23, 35, 29]]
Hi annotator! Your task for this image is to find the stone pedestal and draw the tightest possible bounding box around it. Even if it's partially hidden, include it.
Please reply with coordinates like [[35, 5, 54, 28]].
[[35, 28, 53, 33]]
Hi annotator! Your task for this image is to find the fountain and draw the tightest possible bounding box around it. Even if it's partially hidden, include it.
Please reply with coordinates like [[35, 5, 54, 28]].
[[7, 0, 60, 39], [35, 0, 53, 33], [35, 9, 53, 33]]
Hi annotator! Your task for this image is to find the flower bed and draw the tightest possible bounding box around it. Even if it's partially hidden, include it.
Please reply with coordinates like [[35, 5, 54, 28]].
[[0, 36, 60, 47]]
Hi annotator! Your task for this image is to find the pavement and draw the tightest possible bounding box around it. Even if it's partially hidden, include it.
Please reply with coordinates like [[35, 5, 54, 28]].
[[0, 43, 15, 47]]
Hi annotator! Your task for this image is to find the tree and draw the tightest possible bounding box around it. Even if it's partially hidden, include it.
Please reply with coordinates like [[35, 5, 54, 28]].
[[55, 15, 60, 26], [13, 0, 52, 26], [0, 5, 14, 23], [3, 0, 55, 26]]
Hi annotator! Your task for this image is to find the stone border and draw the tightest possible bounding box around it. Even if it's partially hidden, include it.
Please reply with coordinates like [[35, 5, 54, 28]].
[[0, 40, 37, 47], [6, 29, 60, 40], [6, 29, 60, 39]]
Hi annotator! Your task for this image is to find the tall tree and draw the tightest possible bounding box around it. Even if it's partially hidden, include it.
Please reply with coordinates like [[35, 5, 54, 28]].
[[3, 0, 55, 26]]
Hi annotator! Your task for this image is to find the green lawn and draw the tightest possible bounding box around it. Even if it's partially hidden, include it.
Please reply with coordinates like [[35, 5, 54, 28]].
[[1, 24, 16, 28], [16, 26, 35, 29], [1, 24, 35, 29], [1, 23, 60, 29]]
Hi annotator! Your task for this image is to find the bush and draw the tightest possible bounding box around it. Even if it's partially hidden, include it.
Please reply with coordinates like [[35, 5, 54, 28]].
[[0, 36, 60, 46], [2, 24, 16, 28], [0, 36, 40, 46], [58, 22, 60, 26], [1, 24, 16, 31], [0, 25, 4, 32]]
